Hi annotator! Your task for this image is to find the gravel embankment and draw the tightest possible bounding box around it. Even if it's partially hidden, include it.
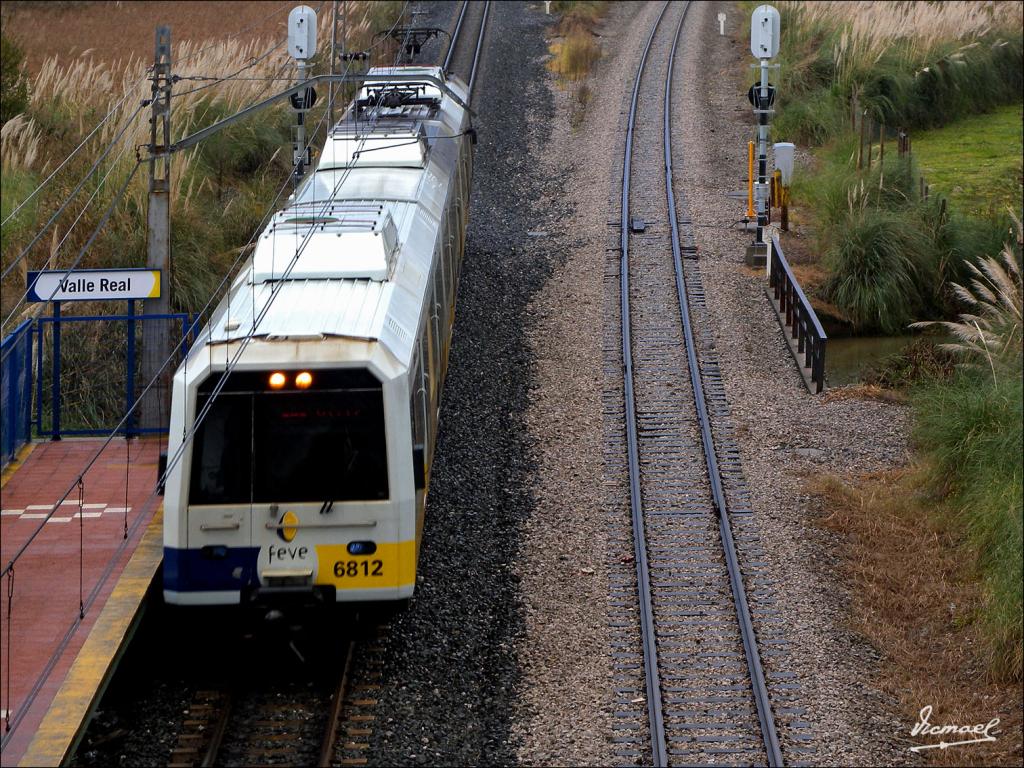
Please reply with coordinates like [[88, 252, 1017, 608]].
[[365, 2, 555, 765], [511, 1, 665, 764], [673, 3, 914, 765]]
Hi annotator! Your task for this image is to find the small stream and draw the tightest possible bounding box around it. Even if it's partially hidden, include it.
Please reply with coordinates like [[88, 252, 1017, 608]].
[[825, 335, 922, 386]]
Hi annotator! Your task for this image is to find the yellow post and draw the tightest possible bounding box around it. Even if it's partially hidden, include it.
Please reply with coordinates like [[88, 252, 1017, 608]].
[[747, 141, 756, 218]]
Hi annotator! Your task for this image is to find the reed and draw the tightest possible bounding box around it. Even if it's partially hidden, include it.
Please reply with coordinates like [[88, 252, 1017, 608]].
[[773, 1, 1024, 144], [913, 215, 1023, 378], [0, 1, 385, 336]]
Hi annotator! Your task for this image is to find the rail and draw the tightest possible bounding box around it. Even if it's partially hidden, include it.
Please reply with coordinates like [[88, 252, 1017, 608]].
[[619, 2, 783, 764], [768, 235, 827, 393], [619, 3, 672, 763]]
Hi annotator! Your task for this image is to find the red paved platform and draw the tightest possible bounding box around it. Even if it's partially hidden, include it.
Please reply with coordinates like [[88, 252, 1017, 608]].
[[0, 438, 162, 767]]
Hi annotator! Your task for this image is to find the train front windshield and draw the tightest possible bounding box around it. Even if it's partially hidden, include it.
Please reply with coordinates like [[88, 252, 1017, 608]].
[[189, 370, 388, 504]]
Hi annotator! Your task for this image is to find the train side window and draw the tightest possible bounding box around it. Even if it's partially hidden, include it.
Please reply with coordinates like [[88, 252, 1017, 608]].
[[411, 355, 425, 447], [446, 207, 458, 288], [425, 309, 437, 404], [436, 243, 448, 323], [420, 327, 435, 461]]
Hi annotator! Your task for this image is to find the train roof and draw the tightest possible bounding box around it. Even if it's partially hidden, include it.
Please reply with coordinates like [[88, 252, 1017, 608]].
[[202, 67, 469, 366]]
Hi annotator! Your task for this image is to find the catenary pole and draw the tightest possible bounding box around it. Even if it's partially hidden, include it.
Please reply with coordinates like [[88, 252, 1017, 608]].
[[140, 25, 172, 431]]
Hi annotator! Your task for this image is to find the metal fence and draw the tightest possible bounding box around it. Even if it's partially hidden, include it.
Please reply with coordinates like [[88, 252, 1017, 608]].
[[33, 310, 197, 439], [768, 235, 828, 393], [1, 319, 33, 467]]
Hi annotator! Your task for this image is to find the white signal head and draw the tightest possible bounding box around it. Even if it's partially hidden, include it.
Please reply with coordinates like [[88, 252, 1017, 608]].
[[750, 5, 780, 59], [288, 6, 318, 61]]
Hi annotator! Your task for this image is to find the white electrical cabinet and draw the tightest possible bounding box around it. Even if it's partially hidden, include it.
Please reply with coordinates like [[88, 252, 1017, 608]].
[[773, 142, 795, 185]]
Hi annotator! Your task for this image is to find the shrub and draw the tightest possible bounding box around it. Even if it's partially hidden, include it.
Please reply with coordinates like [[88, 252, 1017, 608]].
[[824, 207, 932, 333], [1, 32, 29, 125], [911, 363, 1023, 679], [910, 226, 1023, 678], [548, 1, 608, 83], [914, 225, 1023, 377], [863, 337, 955, 389], [772, 1, 1024, 146]]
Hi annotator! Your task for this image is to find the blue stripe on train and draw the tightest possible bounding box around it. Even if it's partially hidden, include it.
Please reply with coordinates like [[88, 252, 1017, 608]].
[[163, 546, 260, 592]]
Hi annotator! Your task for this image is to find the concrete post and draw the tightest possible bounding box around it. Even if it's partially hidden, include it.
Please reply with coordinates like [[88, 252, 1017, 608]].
[[140, 25, 172, 431]]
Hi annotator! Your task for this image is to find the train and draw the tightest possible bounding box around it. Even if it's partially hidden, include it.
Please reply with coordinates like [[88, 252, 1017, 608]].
[[161, 65, 473, 607]]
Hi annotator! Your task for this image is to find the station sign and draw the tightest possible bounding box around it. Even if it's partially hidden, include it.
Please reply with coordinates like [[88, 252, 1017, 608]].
[[26, 268, 161, 303]]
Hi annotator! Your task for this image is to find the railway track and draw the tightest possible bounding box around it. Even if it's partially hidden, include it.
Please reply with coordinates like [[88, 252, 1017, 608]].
[[164, 9, 495, 768], [607, 2, 794, 765], [167, 635, 389, 768], [444, 0, 490, 96]]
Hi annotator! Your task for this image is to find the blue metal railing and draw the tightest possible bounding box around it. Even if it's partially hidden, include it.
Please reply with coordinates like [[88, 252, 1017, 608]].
[[768, 235, 828, 393], [34, 309, 198, 439], [1, 319, 33, 466]]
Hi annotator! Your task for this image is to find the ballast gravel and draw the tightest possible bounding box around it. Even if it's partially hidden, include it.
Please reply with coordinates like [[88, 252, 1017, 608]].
[[512, 2, 664, 765], [365, 2, 554, 765], [512, 0, 918, 765]]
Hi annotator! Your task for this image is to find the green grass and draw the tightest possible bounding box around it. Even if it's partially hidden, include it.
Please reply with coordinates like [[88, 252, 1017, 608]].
[[792, 132, 1019, 331], [911, 104, 1024, 217], [764, 2, 1023, 146], [911, 361, 1024, 679], [0, 167, 37, 252]]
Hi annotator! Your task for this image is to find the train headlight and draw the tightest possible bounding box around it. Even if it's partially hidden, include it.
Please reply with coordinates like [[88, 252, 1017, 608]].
[[268, 371, 287, 389], [347, 541, 377, 555], [295, 371, 313, 389]]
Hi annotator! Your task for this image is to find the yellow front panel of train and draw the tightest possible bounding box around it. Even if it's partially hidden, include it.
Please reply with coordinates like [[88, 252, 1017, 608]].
[[315, 540, 417, 589]]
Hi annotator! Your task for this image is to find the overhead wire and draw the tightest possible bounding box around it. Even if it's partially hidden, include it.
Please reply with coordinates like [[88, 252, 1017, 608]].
[[2, 0, 419, 575], [0, 87, 143, 229], [171, 39, 289, 99], [0, 132, 141, 342], [1, 4, 424, 742], [2, 18, 366, 565], [0, 101, 147, 287], [0, 0, 308, 233], [0, 1, 309, 275]]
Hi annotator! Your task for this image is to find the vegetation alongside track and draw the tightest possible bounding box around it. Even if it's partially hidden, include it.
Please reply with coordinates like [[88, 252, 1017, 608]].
[[0, 3, 401, 429], [545, 1, 609, 127], [768, 1, 1023, 686], [771, 0, 1022, 335]]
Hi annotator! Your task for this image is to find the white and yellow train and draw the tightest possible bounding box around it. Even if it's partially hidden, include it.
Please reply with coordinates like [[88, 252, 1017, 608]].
[[162, 66, 472, 606]]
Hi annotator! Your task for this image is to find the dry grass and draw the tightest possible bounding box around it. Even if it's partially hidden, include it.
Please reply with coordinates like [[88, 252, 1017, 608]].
[[808, 470, 1024, 765], [820, 382, 906, 404], [0, 113, 39, 171], [546, 1, 608, 82], [0, 0, 381, 333], [0, 2, 293, 75], [784, 0, 1024, 87], [548, 30, 601, 81]]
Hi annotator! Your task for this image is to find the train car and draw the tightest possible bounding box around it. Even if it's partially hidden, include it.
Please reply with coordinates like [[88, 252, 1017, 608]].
[[162, 66, 473, 606]]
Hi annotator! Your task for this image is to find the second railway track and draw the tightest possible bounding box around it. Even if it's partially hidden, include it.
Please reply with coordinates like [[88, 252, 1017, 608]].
[[608, 2, 798, 765]]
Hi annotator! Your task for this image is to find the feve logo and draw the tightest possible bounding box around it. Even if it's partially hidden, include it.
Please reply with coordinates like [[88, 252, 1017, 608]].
[[277, 510, 299, 542]]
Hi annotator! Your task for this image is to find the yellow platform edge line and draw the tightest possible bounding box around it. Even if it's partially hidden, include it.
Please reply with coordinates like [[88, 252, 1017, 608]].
[[1, 442, 36, 489], [19, 506, 164, 768]]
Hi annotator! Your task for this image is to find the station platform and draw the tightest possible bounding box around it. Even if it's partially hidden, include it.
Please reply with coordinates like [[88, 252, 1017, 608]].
[[0, 438, 164, 767]]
